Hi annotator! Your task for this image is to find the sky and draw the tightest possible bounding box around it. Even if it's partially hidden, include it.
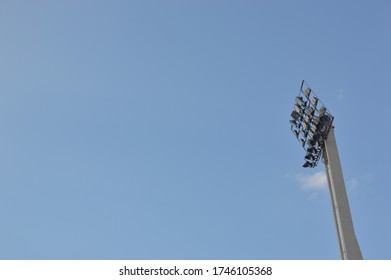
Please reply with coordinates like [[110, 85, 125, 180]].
[[1, 0, 390, 260]]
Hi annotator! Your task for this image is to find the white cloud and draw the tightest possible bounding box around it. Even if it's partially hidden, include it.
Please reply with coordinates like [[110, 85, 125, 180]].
[[296, 171, 328, 191]]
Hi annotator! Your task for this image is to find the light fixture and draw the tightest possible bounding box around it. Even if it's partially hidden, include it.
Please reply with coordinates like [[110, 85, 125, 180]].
[[310, 123, 318, 133], [304, 115, 312, 124], [306, 107, 315, 116], [311, 96, 319, 107], [305, 153, 317, 161], [294, 104, 302, 114], [290, 80, 334, 168], [306, 146, 318, 154], [318, 106, 326, 116], [303, 87, 311, 99], [303, 161, 315, 168], [312, 117, 320, 126], [290, 120, 298, 127], [289, 80, 363, 260], [312, 132, 323, 141], [295, 96, 306, 107], [302, 122, 309, 131], [291, 111, 300, 120], [307, 139, 318, 147]]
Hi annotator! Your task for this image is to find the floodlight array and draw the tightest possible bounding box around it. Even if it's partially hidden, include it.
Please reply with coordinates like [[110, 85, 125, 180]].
[[290, 81, 334, 168]]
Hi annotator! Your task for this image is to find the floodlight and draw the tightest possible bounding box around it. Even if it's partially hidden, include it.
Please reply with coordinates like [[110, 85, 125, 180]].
[[290, 80, 362, 260], [303, 161, 315, 168], [300, 129, 308, 138], [312, 132, 323, 141], [318, 106, 326, 116], [305, 154, 317, 161], [320, 114, 331, 124], [294, 104, 302, 114], [302, 122, 309, 131], [304, 115, 312, 124], [306, 146, 318, 154], [310, 123, 317, 133], [312, 117, 320, 126], [311, 97, 319, 107], [291, 111, 300, 121], [317, 115, 332, 133], [303, 88, 311, 99], [307, 139, 318, 147], [295, 96, 306, 107], [306, 107, 315, 116], [290, 120, 298, 127], [290, 81, 335, 168]]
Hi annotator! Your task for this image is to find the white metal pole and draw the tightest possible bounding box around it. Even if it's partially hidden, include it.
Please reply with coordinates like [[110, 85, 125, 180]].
[[323, 126, 363, 260]]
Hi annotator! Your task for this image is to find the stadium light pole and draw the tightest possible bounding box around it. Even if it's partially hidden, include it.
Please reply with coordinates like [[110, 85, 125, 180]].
[[289, 81, 363, 260]]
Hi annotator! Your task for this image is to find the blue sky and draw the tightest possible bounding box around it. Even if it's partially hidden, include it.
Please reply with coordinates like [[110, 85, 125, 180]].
[[1, 0, 390, 259]]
